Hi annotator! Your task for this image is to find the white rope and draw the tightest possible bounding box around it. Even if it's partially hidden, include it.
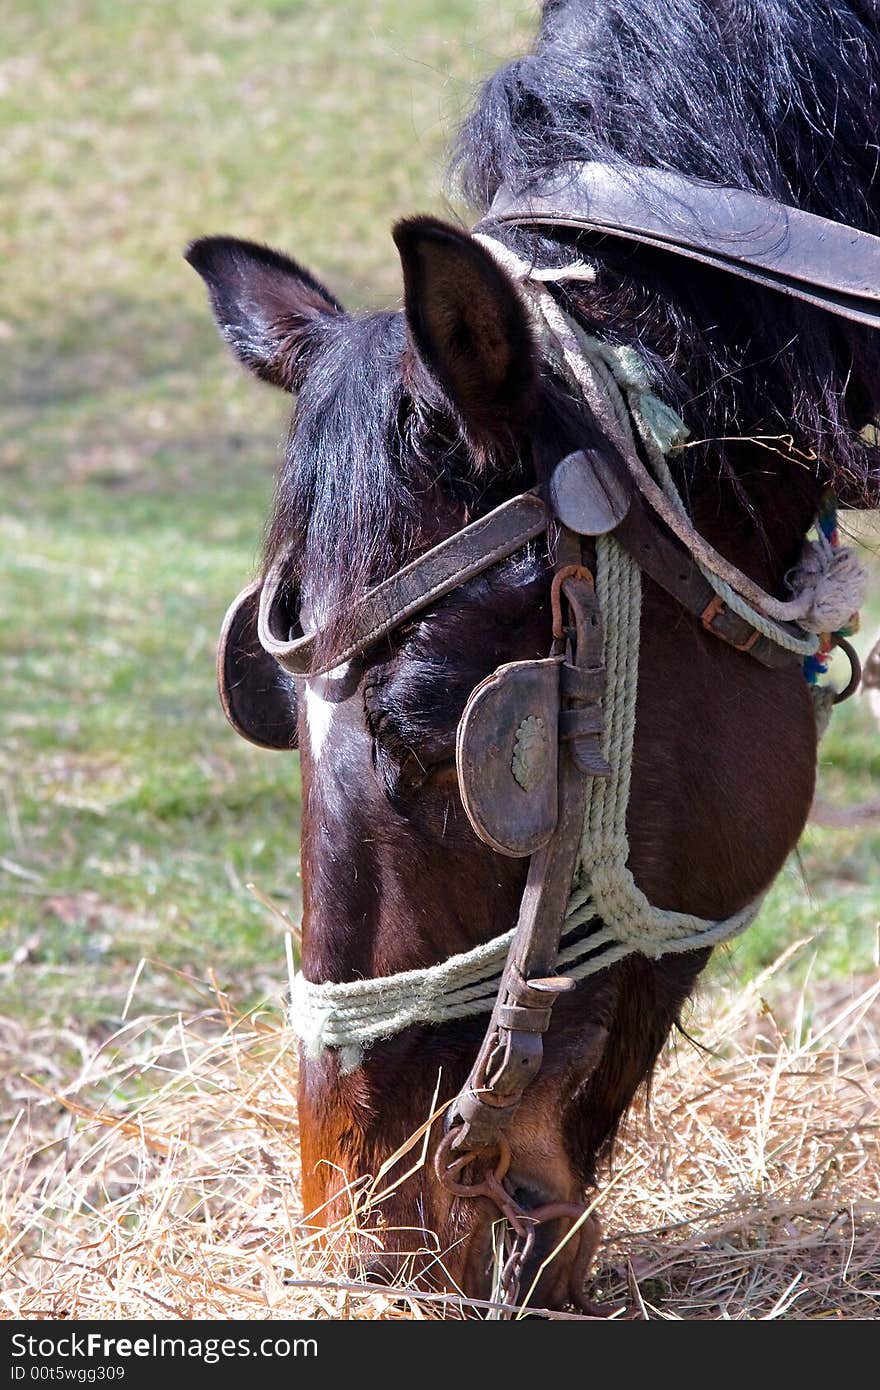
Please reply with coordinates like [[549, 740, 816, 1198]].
[[569, 533, 761, 951], [288, 238, 847, 1063], [291, 913, 618, 1065]]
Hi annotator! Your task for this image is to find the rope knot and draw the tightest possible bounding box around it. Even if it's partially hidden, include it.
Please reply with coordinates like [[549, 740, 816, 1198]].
[[786, 535, 866, 635]]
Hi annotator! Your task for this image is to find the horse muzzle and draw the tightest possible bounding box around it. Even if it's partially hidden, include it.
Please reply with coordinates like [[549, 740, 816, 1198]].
[[457, 1186, 602, 1315]]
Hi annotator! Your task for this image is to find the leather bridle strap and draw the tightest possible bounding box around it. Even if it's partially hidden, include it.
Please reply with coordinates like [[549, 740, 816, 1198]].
[[488, 161, 880, 329], [257, 491, 548, 678], [615, 497, 802, 669], [259, 484, 804, 681], [447, 565, 602, 1153]]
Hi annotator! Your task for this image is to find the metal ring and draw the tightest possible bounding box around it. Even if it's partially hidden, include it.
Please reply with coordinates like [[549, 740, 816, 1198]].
[[433, 1129, 511, 1197], [831, 634, 862, 704]]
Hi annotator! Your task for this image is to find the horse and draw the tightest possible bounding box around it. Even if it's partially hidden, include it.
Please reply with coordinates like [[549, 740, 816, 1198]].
[[187, 0, 880, 1312]]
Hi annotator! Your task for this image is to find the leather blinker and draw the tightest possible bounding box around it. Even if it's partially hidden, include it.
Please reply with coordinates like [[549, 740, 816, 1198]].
[[218, 581, 299, 751], [456, 657, 562, 857]]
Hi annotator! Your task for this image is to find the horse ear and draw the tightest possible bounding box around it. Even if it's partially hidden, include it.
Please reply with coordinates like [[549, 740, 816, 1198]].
[[185, 236, 343, 391], [392, 217, 538, 439]]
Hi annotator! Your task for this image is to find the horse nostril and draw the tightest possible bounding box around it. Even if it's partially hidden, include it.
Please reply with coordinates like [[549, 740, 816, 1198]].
[[505, 1176, 559, 1211]]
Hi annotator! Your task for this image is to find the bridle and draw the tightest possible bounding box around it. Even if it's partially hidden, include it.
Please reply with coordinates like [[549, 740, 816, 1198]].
[[218, 162, 874, 1311]]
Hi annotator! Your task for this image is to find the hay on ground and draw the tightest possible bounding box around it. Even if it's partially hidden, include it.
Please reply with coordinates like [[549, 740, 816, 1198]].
[[1, 949, 878, 1320]]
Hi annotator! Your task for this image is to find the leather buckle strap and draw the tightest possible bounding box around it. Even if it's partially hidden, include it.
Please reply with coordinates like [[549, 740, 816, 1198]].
[[451, 970, 576, 1148], [448, 540, 606, 1154], [550, 564, 593, 641], [560, 663, 605, 701], [558, 573, 611, 778], [613, 497, 803, 670], [559, 706, 604, 738], [700, 595, 760, 653]]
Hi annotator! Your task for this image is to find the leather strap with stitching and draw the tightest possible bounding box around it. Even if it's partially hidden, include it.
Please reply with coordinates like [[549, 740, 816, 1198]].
[[258, 487, 805, 680], [258, 491, 549, 678]]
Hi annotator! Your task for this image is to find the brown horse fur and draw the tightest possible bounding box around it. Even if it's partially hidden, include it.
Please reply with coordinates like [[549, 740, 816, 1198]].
[[187, 0, 880, 1309]]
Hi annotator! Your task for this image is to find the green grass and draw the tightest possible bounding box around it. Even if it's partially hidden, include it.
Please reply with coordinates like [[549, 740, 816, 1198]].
[[0, 0, 535, 1033], [722, 668, 880, 983], [1, 0, 877, 1046]]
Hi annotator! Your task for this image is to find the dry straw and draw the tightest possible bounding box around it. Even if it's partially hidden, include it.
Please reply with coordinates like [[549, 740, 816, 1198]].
[[1, 944, 877, 1320]]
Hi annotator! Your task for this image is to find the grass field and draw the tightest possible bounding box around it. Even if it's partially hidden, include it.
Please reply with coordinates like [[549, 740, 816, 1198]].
[[1, 0, 879, 1320], [0, 0, 537, 1034]]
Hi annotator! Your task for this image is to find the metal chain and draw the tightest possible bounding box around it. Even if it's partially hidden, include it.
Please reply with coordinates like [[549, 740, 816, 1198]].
[[434, 1127, 593, 1317]]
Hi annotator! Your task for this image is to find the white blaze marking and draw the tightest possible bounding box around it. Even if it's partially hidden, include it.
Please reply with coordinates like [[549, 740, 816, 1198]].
[[304, 663, 349, 762]]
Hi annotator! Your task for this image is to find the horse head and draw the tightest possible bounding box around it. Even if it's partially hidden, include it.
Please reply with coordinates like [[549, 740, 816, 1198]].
[[188, 0, 880, 1311]]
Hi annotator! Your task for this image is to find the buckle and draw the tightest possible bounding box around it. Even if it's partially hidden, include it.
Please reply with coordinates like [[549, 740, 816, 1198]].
[[700, 594, 760, 653]]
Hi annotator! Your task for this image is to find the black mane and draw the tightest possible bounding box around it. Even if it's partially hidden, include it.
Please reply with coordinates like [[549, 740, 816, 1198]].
[[455, 0, 880, 222], [265, 311, 506, 655]]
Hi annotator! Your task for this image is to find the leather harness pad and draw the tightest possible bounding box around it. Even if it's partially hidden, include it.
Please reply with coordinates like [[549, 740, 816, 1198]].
[[456, 657, 562, 857], [218, 582, 299, 752], [489, 161, 880, 329]]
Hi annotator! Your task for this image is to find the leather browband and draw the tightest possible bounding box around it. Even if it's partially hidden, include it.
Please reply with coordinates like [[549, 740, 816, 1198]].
[[259, 486, 802, 680], [258, 492, 549, 677], [487, 162, 880, 329]]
